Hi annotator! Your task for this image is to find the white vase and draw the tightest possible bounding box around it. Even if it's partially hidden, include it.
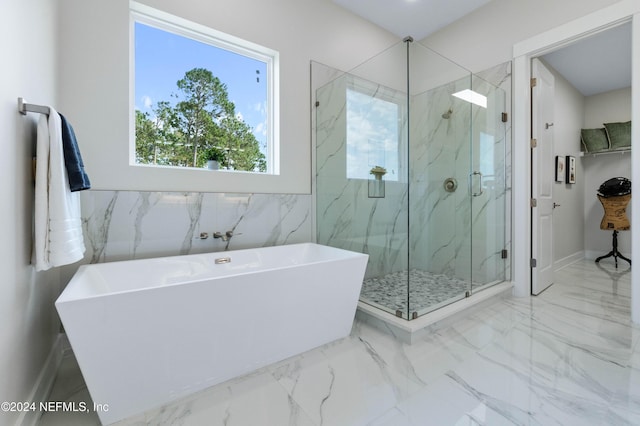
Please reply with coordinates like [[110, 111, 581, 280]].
[[207, 160, 219, 170]]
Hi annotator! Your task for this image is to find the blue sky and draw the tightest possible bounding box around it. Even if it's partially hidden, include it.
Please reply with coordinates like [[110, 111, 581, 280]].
[[346, 88, 399, 181], [134, 22, 268, 149]]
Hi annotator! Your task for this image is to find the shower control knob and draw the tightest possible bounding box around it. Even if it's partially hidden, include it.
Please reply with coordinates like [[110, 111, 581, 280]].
[[444, 177, 458, 192]]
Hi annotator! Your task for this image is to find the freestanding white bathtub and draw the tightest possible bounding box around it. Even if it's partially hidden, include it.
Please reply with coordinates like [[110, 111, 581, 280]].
[[56, 243, 368, 424]]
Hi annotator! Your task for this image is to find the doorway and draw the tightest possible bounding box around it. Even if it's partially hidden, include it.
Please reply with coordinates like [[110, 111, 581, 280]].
[[511, 2, 640, 321], [530, 22, 632, 295]]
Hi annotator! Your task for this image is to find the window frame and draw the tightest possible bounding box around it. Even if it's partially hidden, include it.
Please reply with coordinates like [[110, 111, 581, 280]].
[[130, 2, 280, 175]]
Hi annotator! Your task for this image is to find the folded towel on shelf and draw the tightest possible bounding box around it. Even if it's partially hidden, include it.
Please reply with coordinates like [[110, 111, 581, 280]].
[[33, 107, 86, 271], [59, 113, 91, 192]]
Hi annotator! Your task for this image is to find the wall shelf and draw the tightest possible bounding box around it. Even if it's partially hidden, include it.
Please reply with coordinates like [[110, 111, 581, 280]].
[[580, 149, 631, 158]]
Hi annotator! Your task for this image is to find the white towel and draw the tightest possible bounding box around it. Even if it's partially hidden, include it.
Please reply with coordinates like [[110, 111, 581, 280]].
[[33, 107, 85, 271]]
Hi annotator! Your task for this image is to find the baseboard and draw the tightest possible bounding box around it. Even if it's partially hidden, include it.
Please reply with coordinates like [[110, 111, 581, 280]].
[[17, 333, 66, 426], [584, 250, 600, 260], [554, 251, 584, 272]]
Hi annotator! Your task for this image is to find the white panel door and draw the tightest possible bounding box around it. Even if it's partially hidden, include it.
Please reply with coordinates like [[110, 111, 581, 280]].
[[531, 58, 555, 295]]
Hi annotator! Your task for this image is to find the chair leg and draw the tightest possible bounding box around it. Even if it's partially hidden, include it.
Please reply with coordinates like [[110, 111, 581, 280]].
[[595, 230, 631, 268]]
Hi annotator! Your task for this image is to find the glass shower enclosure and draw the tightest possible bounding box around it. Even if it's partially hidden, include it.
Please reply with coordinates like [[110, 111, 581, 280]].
[[314, 39, 509, 320]]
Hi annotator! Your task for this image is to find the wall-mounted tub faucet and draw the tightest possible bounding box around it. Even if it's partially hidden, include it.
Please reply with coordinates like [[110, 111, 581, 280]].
[[213, 231, 234, 242]]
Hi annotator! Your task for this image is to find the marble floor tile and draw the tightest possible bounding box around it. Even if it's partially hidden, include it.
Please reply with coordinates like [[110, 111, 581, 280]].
[[39, 259, 640, 426], [141, 369, 315, 426], [269, 334, 424, 426], [39, 354, 101, 426]]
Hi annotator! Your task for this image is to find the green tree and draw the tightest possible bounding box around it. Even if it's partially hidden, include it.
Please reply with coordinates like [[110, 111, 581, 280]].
[[135, 67, 266, 172], [218, 116, 266, 171], [135, 110, 157, 164]]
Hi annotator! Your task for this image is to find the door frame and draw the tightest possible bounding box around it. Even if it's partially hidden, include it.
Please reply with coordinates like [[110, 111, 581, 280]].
[[511, 0, 640, 321]]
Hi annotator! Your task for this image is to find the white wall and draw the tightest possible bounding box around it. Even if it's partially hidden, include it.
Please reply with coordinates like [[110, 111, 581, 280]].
[[56, 0, 399, 194], [583, 88, 632, 258], [51, 0, 399, 290], [422, 0, 621, 72], [0, 1, 62, 425], [543, 61, 587, 266], [584, 87, 632, 126]]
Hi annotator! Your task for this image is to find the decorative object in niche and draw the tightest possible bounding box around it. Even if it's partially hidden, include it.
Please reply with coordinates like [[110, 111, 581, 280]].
[[368, 166, 386, 198], [604, 121, 631, 150], [555, 156, 565, 183], [580, 128, 610, 153], [566, 155, 576, 184]]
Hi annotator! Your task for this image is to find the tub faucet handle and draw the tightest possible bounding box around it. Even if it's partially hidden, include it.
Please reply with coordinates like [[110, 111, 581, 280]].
[[213, 230, 235, 242]]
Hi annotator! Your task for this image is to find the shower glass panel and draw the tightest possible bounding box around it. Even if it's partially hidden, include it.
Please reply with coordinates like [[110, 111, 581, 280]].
[[313, 40, 509, 321], [314, 42, 410, 318], [408, 42, 474, 317], [470, 74, 507, 292]]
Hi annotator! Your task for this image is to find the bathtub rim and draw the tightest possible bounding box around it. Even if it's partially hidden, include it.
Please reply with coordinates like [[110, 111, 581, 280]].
[[56, 242, 368, 303]]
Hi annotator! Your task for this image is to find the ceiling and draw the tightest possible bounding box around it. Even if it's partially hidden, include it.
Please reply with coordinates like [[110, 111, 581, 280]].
[[542, 22, 632, 96], [332, 1, 631, 97], [332, 0, 491, 41]]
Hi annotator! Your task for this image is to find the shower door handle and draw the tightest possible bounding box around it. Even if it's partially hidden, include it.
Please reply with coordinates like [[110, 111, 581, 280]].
[[470, 171, 483, 197]]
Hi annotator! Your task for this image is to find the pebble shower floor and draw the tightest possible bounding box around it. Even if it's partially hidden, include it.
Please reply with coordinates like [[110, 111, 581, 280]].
[[360, 269, 473, 316]]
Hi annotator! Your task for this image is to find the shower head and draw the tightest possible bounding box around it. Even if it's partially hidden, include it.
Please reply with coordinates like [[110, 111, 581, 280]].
[[442, 108, 453, 119]]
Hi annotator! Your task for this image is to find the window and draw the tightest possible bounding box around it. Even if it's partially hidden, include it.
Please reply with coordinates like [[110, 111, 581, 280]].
[[132, 5, 278, 174], [346, 83, 402, 181]]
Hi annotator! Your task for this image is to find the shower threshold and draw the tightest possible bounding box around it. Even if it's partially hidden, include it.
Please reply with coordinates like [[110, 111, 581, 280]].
[[360, 269, 472, 316], [355, 280, 512, 344]]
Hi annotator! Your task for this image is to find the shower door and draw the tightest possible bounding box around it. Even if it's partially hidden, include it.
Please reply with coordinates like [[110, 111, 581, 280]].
[[408, 43, 508, 318], [408, 43, 475, 317], [469, 78, 508, 291]]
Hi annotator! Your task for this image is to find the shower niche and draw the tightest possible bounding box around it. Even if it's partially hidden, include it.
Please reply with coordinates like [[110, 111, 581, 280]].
[[313, 39, 511, 327]]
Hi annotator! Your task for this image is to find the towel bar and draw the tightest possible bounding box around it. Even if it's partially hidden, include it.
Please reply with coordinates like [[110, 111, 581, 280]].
[[18, 97, 50, 116]]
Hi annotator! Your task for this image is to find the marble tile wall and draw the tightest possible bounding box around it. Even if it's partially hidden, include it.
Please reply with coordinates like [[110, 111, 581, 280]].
[[315, 74, 410, 280], [409, 62, 512, 284], [70, 190, 312, 268], [408, 77, 475, 281]]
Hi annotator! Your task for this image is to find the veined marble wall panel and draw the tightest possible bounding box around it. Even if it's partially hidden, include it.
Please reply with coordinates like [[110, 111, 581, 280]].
[[409, 62, 512, 285], [315, 75, 409, 280], [409, 78, 473, 280], [76, 190, 312, 266]]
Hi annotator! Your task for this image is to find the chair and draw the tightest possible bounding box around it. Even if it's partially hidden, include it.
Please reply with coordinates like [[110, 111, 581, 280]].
[[595, 193, 631, 268]]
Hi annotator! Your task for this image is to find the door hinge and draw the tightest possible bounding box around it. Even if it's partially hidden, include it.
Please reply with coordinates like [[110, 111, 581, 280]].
[[315, 101, 320, 107], [531, 258, 537, 268], [530, 138, 537, 148], [501, 249, 508, 259], [501, 112, 508, 123], [530, 198, 537, 207], [531, 77, 537, 87]]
